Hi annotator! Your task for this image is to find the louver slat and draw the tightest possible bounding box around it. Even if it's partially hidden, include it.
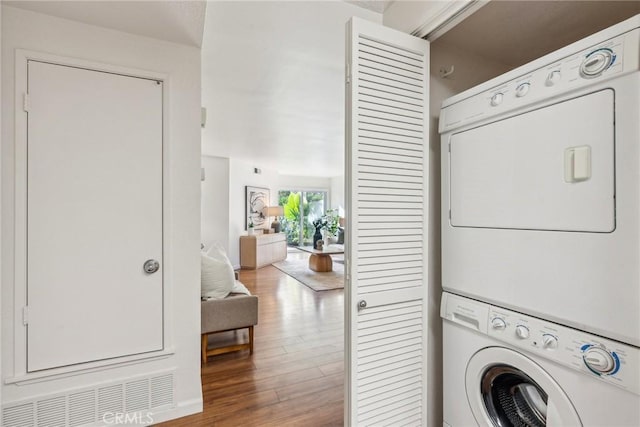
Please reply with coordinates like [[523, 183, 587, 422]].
[[359, 93, 422, 115], [347, 17, 428, 427]]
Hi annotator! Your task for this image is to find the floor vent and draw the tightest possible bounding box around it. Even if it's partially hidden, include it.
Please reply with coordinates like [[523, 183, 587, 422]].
[[2, 371, 175, 427]]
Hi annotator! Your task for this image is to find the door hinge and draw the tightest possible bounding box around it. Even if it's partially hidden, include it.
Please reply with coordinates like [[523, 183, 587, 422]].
[[449, 209, 452, 219], [346, 64, 351, 84], [23, 93, 30, 112], [22, 306, 29, 326], [448, 142, 451, 153]]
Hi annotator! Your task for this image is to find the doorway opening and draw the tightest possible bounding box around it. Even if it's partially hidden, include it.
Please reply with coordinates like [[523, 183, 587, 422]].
[[278, 190, 328, 247]]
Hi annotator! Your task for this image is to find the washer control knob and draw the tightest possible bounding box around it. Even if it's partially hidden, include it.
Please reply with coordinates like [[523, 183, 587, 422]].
[[515, 325, 530, 339], [515, 82, 530, 97], [580, 48, 615, 78], [491, 317, 507, 330], [490, 92, 503, 106], [545, 70, 561, 86], [583, 347, 616, 375], [542, 334, 558, 350]]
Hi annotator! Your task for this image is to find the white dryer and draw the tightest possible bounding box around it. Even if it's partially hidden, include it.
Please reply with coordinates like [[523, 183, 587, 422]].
[[441, 292, 640, 426], [439, 15, 640, 346]]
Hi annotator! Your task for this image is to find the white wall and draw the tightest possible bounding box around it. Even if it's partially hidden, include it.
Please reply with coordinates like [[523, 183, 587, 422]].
[[1, 6, 202, 422], [330, 175, 345, 216], [201, 155, 230, 253], [0, 2, 3, 411], [224, 158, 331, 267], [425, 39, 511, 427]]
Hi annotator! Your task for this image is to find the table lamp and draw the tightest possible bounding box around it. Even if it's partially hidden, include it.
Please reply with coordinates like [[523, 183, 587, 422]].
[[266, 206, 284, 233]]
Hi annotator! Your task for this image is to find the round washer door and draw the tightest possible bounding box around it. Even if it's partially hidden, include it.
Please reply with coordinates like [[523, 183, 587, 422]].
[[466, 347, 582, 427]]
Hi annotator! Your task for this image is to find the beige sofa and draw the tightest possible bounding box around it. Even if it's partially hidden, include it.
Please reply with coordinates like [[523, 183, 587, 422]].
[[200, 272, 258, 364]]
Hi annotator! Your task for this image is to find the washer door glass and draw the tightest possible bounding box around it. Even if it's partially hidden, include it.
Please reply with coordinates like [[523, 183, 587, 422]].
[[481, 365, 548, 426], [466, 347, 582, 427]]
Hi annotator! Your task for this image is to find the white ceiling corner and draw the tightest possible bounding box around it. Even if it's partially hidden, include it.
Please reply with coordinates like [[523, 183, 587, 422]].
[[344, 0, 395, 14], [3, 0, 207, 47]]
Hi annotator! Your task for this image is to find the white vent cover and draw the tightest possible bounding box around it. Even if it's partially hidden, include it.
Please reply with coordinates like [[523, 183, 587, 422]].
[[36, 397, 65, 427], [2, 402, 34, 427], [2, 372, 174, 427], [97, 385, 123, 422], [68, 391, 95, 427]]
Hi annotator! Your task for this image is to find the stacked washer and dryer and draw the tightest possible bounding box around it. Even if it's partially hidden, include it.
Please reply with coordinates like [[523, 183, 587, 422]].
[[439, 15, 640, 426]]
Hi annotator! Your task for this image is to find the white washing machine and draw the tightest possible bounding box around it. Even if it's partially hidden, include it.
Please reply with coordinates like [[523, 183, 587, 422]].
[[441, 292, 640, 426], [439, 15, 640, 346]]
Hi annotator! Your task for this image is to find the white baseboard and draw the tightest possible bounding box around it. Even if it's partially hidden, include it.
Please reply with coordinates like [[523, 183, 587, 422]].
[[148, 398, 203, 425]]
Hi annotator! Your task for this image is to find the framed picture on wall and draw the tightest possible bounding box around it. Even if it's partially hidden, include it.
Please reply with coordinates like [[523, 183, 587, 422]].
[[245, 186, 270, 230]]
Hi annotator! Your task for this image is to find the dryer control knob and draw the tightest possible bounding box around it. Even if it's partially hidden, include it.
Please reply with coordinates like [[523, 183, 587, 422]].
[[583, 347, 616, 375], [545, 70, 561, 86], [580, 48, 615, 78], [542, 334, 558, 350], [515, 325, 530, 339], [491, 317, 507, 330], [490, 93, 503, 106], [515, 83, 530, 97]]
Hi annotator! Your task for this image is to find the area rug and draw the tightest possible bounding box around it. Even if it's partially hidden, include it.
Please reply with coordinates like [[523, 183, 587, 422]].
[[273, 255, 344, 292]]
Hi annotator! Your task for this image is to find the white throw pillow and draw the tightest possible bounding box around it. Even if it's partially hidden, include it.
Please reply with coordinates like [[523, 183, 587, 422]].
[[201, 251, 235, 300]]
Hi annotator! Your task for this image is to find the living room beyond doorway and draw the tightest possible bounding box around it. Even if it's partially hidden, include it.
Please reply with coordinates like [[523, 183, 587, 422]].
[[159, 263, 344, 426]]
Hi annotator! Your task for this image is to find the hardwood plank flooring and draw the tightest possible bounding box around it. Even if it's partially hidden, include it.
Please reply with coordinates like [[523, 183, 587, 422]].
[[158, 255, 345, 426]]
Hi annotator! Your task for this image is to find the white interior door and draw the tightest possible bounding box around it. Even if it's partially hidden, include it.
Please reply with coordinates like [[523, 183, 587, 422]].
[[27, 61, 164, 372], [345, 18, 429, 426]]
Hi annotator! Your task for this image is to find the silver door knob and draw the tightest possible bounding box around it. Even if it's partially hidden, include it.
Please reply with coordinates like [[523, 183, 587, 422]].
[[143, 259, 160, 274], [358, 300, 367, 310]]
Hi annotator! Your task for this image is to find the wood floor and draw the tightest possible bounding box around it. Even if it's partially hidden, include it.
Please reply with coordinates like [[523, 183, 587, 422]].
[[159, 258, 345, 426]]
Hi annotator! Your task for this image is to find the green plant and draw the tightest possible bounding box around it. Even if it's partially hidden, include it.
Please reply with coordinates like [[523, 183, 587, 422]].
[[313, 209, 339, 236], [282, 193, 302, 245]]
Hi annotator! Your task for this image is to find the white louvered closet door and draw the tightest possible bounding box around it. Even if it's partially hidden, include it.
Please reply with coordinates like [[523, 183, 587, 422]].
[[345, 18, 429, 426]]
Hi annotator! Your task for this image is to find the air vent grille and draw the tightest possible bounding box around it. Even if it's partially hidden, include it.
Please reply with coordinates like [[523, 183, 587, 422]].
[[97, 384, 123, 421], [68, 390, 95, 427], [36, 396, 66, 427], [2, 403, 34, 427], [150, 374, 174, 408], [125, 379, 150, 413], [2, 371, 175, 427]]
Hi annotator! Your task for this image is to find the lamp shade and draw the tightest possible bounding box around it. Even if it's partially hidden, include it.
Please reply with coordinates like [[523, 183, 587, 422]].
[[265, 206, 284, 217]]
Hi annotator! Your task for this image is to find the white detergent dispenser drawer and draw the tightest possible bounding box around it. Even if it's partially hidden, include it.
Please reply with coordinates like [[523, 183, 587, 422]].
[[448, 89, 615, 232]]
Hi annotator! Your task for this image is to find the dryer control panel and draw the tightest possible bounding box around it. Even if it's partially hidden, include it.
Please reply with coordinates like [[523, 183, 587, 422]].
[[439, 28, 638, 134], [441, 292, 640, 395]]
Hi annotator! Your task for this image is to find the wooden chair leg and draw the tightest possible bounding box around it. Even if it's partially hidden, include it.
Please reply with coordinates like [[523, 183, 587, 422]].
[[249, 326, 254, 354], [201, 334, 208, 365]]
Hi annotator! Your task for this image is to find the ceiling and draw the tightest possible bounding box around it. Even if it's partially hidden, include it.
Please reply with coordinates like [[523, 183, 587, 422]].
[[4, 0, 207, 47], [436, 1, 640, 67], [201, 1, 382, 177], [346, 0, 395, 14]]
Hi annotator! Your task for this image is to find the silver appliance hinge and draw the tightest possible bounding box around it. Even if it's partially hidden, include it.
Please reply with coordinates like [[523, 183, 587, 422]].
[[22, 306, 29, 326], [346, 64, 351, 84], [448, 142, 451, 153], [23, 93, 30, 112], [449, 209, 452, 219]]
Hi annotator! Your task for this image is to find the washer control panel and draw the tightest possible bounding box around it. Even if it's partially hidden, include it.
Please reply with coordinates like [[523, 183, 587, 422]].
[[439, 30, 633, 133], [442, 292, 640, 395], [487, 305, 639, 395]]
